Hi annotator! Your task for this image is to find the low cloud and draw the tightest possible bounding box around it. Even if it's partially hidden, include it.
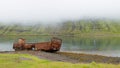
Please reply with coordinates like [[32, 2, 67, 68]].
[[0, 0, 120, 24]]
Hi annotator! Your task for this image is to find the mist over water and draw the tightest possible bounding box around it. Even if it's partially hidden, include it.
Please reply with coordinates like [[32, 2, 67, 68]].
[[0, 0, 120, 24], [0, 0, 120, 57]]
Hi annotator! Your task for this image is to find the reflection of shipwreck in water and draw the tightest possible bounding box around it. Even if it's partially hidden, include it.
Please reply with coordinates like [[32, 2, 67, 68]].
[[13, 37, 62, 52]]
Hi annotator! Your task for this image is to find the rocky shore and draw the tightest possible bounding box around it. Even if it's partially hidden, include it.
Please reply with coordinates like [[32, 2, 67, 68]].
[[0, 51, 120, 64]]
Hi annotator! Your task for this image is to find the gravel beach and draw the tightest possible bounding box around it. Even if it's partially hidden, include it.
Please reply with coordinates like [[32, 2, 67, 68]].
[[0, 51, 120, 64]]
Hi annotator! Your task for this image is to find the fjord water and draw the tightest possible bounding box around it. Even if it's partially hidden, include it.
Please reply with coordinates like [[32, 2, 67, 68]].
[[0, 36, 120, 57]]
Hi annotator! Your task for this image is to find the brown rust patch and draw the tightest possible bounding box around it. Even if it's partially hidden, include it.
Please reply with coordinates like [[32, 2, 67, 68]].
[[13, 37, 62, 52]]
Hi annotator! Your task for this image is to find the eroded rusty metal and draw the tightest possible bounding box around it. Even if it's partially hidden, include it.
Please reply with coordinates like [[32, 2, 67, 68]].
[[13, 37, 62, 52]]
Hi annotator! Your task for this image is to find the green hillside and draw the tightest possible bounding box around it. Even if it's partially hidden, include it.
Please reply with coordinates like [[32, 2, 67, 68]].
[[0, 19, 120, 36]]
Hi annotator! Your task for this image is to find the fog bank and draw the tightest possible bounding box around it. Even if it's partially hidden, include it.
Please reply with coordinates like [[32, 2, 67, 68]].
[[0, 0, 120, 24]]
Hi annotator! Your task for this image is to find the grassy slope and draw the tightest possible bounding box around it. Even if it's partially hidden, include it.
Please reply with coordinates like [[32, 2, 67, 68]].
[[0, 54, 120, 68], [0, 19, 120, 36]]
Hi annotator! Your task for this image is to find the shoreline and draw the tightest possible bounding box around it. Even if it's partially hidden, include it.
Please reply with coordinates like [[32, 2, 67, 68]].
[[2, 50, 120, 57], [60, 50, 120, 57], [0, 34, 120, 37], [0, 51, 120, 64]]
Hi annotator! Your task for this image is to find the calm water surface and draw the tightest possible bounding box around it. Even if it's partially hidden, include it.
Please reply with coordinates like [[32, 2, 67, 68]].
[[0, 36, 120, 57]]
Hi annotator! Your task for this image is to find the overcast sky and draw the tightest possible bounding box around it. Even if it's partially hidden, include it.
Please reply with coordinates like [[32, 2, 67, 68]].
[[0, 0, 120, 24]]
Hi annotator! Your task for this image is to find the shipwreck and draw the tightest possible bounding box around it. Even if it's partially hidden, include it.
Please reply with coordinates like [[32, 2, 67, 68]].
[[13, 37, 62, 52]]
